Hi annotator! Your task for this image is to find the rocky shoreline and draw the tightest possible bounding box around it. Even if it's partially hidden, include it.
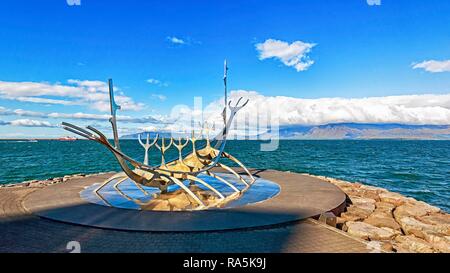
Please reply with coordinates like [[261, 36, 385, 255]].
[[310, 174, 450, 253], [0, 172, 112, 189], [1, 172, 448, 253]]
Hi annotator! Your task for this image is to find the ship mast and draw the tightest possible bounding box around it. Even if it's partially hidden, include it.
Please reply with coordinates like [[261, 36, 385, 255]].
[[223, 60, 228, 135], [108, 79, 121, 150]]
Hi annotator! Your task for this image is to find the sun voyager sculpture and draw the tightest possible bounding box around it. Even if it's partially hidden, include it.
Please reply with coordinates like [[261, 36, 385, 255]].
[[62, 61, 257, 210]]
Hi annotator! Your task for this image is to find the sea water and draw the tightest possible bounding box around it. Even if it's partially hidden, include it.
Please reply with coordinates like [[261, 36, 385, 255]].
[[0, 139, 448, 212]]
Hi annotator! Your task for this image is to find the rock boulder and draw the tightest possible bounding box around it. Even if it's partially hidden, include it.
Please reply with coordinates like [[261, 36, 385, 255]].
[[395, 235, 435, 253], [424, 233, 450, 253], [397, 216, 450, 239], [419, 213, 450, 226], [379, 192, 410, 206], [375, 202, 396, 213], [394, 202, 441, 221], [345, 221, 396, 241], [364, 214, 401, 231]]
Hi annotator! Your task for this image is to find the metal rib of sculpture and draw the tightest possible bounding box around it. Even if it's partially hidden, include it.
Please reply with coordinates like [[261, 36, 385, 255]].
[[62, 61, 256, 210]]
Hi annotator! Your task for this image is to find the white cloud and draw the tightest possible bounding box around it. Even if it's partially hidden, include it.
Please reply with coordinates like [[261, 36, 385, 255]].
[[147, 78, 169, 87], [0, 119, 55, 128], [151, 94, 167, 101], [167, 36, 185, 44], [256, 39, 316, 71], [14, 96, 77, 105], [412, 60, 450, 73], [0, 106, 161, 123], [0, 107, 45, 117], [0, 79, 144, 112], [47, 112, 111, 120], [147, 78, 161, 85], [3, 90, 450, 137], [138, 125, 158, 132], [190, 91, 450, 127], [67, 79, 109, 91]]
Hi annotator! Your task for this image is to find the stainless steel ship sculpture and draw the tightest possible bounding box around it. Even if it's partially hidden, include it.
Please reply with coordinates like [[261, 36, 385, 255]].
[[62, 61, 256, 210]]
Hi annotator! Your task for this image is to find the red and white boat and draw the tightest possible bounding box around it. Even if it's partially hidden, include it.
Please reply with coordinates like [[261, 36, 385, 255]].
[[58, 136, 77, 141]]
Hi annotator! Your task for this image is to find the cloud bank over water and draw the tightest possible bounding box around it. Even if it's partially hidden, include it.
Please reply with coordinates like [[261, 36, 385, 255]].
[[202, 91, 450, 126], [1, 78, 449, 132]]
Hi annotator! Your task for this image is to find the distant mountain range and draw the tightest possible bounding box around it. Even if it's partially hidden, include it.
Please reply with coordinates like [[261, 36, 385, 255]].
[[121, 123, 450, 140], [276, 123, 450, 140]]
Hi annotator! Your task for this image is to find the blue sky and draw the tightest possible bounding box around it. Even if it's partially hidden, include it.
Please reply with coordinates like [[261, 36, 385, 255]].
[[0, 0, 449, 137]]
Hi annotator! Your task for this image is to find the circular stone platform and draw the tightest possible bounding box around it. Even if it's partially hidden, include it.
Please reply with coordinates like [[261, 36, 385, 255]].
[[80, 173, 281, 211], [23, 169, 347, 232]]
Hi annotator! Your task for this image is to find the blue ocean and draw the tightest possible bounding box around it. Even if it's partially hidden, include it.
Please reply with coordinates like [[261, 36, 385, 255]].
[[0, 139, 448, 212]]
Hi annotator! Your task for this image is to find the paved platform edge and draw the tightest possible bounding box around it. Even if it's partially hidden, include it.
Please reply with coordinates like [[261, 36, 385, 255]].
[[23, 169, 347, 232]]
